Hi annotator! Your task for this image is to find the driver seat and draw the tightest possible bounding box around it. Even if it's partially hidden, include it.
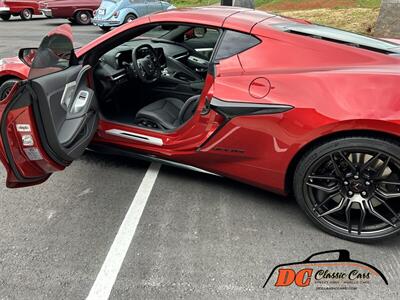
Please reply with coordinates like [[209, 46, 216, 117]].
[[135, 95, 201, 130]]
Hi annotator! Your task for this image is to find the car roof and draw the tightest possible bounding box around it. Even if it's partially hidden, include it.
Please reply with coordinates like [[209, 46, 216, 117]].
[[149, 6, 301, 33]]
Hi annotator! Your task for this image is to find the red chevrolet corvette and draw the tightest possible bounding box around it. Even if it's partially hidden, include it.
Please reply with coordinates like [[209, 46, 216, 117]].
[[0, 7, 400, 242]]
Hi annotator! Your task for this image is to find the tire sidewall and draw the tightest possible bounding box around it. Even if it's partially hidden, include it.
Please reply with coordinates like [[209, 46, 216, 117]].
[[20, 9, 32, 20], [124, 14, 136, 24], [293, 136, 400, 242], [75, 11, 91, 25]]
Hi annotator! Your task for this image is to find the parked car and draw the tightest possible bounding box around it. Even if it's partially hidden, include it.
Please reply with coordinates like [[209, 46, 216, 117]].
[[39, 0, 101, 25], [92, 0, 174, 32], [0, 0, 42, 21], [1, 8, 400, 242]]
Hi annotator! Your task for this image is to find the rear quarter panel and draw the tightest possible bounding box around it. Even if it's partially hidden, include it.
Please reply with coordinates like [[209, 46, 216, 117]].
[[203, 31, 400, 193]]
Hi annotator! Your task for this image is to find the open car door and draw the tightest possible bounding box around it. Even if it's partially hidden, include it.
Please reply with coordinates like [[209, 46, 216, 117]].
[[0, 25, 98, 188]]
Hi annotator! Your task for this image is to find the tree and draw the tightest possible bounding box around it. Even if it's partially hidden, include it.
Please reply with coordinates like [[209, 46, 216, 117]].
[[374, 0, 400, 38], [221, 0, 255, 9]]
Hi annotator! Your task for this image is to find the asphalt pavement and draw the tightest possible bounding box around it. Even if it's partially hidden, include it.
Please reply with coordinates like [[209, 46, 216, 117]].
[[0, 16, 400, 299]]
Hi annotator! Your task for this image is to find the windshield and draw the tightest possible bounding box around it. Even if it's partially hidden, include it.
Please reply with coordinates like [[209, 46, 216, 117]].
[[274, 23, 400, 55]]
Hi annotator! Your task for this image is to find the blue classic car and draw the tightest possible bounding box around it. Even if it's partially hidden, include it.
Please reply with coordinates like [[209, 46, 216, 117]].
[[92, 0, 175, 32]]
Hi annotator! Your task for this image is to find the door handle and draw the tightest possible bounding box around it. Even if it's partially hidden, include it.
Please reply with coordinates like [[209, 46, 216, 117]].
[[70, 90, 90, 114]]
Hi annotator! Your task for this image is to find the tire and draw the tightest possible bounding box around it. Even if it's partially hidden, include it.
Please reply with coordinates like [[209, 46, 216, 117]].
[[74, 10, 92, 25], [293, 136, 400, 242], [0, 79, 19, 101], [124, 14, 136, 24], [20, 9, 33, 20], [100, 26, 111, 32], [0, 13, 11, 21]]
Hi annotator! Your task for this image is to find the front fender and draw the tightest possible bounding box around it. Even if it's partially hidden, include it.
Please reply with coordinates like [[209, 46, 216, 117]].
[[0, 57, 29, 81]]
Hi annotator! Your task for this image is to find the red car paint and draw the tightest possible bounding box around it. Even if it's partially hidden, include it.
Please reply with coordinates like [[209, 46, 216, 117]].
[[39, 0, 100, 19], [0, 0, 41, 18], [0, 7, 400, 194]]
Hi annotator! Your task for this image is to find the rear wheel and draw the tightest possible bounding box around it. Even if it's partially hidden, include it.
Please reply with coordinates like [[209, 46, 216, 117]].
[[294, 136, 400, 242], [20, 9, 33, 20], [100, 26, 111, 32], [124, 14, 136, 23], [0, 79, 19, 101], [74, 10, 91, 25], [0, 13, 11, 21]]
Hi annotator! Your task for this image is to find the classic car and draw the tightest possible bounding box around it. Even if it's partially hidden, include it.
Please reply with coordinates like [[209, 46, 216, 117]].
[[92, 0, 175, 32], [0, 0, 41, 20], [0, 7, 400, 242], [39, 0, 101, 24]]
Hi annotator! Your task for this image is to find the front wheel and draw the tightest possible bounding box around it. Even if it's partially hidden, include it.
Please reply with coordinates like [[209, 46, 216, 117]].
[[20, 9, 32, 20], [294, 136, 400, 242], [74, 10, 92, 25], [0, 13, 11, 21], [0, 79, 19, 101]]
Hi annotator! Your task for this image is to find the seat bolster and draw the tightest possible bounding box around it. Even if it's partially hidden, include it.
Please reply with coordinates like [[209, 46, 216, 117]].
[[135, 98, 184, 130]]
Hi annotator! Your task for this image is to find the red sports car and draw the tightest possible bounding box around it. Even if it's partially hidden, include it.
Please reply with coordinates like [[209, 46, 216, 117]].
[[1, 7, 400, 242]]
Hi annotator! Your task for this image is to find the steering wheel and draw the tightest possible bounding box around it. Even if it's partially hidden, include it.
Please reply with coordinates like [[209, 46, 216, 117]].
[[131, 44, 161, 84]]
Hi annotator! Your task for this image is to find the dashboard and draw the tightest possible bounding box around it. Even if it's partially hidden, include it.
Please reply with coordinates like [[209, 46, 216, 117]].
[[94, 38, 209, 101]]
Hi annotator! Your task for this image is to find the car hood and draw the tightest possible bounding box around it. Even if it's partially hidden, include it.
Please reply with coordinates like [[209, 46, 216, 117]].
[[0, 56, 23, 65]]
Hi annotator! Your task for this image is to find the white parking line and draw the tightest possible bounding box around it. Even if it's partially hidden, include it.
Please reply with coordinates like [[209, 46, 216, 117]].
[[87, 163, 161, 300]]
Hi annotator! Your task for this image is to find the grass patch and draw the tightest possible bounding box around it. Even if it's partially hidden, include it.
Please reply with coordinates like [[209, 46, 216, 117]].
[[170, 0, 382, 35], [278, 8, 379, 34]]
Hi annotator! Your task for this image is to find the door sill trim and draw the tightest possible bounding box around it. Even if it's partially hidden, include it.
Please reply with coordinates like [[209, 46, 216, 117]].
[[105, 129, 164, 146]]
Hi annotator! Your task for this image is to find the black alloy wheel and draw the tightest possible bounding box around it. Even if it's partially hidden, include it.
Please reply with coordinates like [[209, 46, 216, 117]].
[[294, 137, 400, 242]]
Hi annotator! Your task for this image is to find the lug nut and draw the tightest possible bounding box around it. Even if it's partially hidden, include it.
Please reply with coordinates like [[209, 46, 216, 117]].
[[354, 175, 359, 180], [365, 181, 371, 186], [344, 181, 349, 186], [348, 191, 354, 197], [361, 191, 367, 197]]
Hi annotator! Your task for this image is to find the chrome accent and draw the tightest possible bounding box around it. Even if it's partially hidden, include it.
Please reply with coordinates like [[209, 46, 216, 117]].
[[60, 81, 77, 111], [106, 129, 164, 146]]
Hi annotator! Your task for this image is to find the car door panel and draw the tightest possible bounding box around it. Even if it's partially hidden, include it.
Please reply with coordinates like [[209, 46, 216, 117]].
[[0, 24, 99, 188]]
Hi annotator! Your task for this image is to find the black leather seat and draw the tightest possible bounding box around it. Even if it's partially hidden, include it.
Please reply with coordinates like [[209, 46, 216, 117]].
[[135, 95, 200, 130]]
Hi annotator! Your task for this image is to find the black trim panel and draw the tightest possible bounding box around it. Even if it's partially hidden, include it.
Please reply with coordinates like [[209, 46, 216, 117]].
[[210, 97, 294, 118]]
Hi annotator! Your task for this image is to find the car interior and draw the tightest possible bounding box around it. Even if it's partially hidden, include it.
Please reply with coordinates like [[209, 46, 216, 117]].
[[93, 24, 222, 131]]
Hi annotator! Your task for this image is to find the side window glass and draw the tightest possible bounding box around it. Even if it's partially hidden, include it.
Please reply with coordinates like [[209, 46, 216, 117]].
[[214, 30, 260, 61], [29, 34, 73, 79]]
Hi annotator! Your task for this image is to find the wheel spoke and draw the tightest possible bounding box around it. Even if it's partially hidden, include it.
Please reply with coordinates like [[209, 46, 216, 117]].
[[375, 156, 391, 178], [330, 154, 343, 177], [358, 202, 366, 235], [338, 151, 357, 172], [379, 181, 400, 186], [306, 182, 340, 193], [308, 175, 338, 181], [360, 152, 381, 173], [374, 194, 400, 221], [313, 191, 341, 211], [366, 200, 396, 228], [318, 197, 348, 218], [345, 201, 352, 233], [376, 189, 400, 199]]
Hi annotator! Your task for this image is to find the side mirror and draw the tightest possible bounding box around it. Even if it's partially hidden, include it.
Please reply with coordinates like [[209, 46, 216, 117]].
[[18, 48, 38, 67], [193, 27, 207, 39]]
